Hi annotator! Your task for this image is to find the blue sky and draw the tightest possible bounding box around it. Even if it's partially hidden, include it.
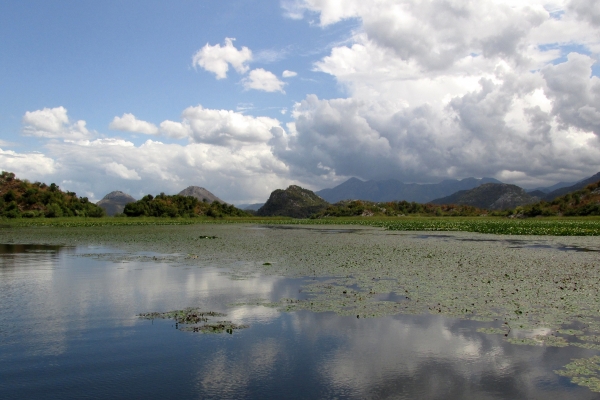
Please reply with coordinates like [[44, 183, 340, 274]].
[[1, 1, 600, 203], [1, 1, 352, 144]]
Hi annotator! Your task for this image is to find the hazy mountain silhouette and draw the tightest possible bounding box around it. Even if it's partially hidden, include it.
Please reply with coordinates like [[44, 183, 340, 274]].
[[237, 203, 264, 211], [316, 177, 501, 203], [543, 172, 600, 201], [431, 183, 540, 210]]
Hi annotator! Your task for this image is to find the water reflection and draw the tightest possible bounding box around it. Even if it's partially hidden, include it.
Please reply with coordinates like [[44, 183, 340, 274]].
[[0, 244, 598, 399], [0, 243, 67, 270]]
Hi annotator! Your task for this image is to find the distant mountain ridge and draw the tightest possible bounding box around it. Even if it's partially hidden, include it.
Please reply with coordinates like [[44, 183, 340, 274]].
[[543, 172, 600, 201], [431, 183, 540, 210], [529, 181, 576, 194], [316, 177, 501, 203], [96, 191, 136, 216], [236, 203, 264, 211]]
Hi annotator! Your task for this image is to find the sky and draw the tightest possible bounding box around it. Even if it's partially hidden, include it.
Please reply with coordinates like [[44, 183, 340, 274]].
[[1, 0, 600, 204]]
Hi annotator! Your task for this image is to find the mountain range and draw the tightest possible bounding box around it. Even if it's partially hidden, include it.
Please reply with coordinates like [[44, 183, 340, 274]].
[[431, 183, 540, 210], [541, 172, 600, 201], [95, 172, 600, 217], [315, 172, 600, 204], [315, 177, 502, 204]]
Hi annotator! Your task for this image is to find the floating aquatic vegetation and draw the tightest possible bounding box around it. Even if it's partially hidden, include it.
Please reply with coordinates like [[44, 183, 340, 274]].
[[507, 335, 569, 347], [137, 308, 247, 334], [180, 321, 248, 334], [555, 356, 600, 392], [476, 327, 508, 335], [3, 215, 600, 236], [138, 308, 226, 324]]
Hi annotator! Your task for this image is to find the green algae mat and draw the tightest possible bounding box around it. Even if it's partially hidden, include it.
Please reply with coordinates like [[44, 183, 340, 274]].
[[2, 222, 600, 392]]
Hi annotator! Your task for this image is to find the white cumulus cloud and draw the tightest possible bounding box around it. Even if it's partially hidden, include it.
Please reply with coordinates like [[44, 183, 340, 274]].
[[269, 0, 600, 187], [192, 38, 252, 79], [109, 113, 159, 135], [282, 70, 298, 78], [178, 104, 283, 146], [243, 68, 286, 93], [38, 136, 292, 203], [0, 148, 56, 179], [22, 107, 90, 140], [104, 161, 141, 180], [159, 120, 192, 139]]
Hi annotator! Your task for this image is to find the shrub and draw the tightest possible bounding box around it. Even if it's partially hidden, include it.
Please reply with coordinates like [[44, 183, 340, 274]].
[[45, 203, 63, 218]]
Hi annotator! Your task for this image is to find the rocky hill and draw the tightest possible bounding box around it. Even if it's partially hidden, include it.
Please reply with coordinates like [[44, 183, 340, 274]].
[[256, 185, 329, 218], [431, 183, 540, 210], [0, 171, 104, 218], [316, 176, 501, 203], [178, 186, 225, 204], [543, 172, 600, 201], [96, 191, 136, 216]]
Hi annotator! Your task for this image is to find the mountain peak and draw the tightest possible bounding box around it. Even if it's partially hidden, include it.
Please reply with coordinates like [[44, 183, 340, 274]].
[[97, 191, 136, 216], [101, 191, 136, 201], [178, 186, 225, 204]]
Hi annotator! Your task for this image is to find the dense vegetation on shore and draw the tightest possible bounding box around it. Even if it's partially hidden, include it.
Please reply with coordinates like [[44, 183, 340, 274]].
[[0, 171, 250, 219], [311, 199, 486, 218], [123, 193, 251, 218], [0, 171, 104, 218]]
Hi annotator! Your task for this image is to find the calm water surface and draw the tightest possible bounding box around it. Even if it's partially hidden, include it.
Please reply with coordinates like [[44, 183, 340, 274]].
[[0, 244, 598, 399]]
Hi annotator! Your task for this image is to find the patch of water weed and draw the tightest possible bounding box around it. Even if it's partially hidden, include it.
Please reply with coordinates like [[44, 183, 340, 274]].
[[555, 356, 600, 392], [138, 308, 248, 334], [476, 327, 509, 335], [180, 321, 247, 334], [507, 335, 569, 347]]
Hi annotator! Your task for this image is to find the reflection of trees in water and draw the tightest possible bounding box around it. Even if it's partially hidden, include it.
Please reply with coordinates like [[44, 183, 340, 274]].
[[0, 244, 67, 271], [0, 243, 64, 254]]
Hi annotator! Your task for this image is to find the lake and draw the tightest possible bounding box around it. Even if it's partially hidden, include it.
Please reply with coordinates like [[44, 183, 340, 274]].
[[1, 225, 600, 399]]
